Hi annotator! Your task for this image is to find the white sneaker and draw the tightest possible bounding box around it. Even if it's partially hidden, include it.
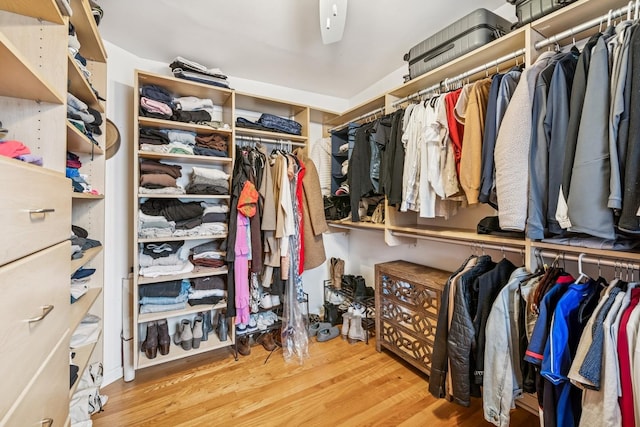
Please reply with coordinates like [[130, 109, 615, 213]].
[[260, 293, 273, 309], [271, 294, 281, 306]]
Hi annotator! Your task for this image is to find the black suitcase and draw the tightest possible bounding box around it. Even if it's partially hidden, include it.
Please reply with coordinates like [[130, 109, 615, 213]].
[[509, 0, 577, 28], [403, 8, 511, 81]]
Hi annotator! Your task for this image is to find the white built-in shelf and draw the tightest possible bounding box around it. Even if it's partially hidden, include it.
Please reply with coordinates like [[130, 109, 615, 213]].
[[70, 246, 103, 274], [328, 220, 386, 232], [138, 151, 232, 165], [138, 266, 228, 285], [387, 225, 526, 247], [69, 0, 107, 63], [138, 117, 233, 136], [530, 240, 640, 262], [137, 301, 227, 323], [0, 30, 64, 104], [67, 53, 104, 112], [67, 121, 104, 155], [0, 0, 65, 24], [70, 287, 102, 332]]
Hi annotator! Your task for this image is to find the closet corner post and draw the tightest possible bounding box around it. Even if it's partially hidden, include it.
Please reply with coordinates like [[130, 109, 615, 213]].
[[525, 25, 545, 66], [384, 94, 400, 114]]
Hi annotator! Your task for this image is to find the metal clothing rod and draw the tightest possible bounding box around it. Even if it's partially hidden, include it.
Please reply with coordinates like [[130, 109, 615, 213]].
[[235, 135, 306, 147], [329, 106, 386, 133], [534, 249, 640, 268], [392, 48, 527, 107], [390, 231, 525, 253], [535, 3, 636, 50]]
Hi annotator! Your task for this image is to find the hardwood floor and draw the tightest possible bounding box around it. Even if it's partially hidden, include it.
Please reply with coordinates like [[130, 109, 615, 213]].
[[93, 336, 538, 426]]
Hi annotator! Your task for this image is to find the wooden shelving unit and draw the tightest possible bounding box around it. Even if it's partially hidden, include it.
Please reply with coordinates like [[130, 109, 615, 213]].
[[67, 120, 104, 154], [0, 0, 64, 24], [67, 52, 104, 112], [69, 0, 107, 62], [70, 246, 104, 274]]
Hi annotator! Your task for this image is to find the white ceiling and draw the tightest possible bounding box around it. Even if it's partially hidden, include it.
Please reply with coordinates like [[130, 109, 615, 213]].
[[97, 0, 508, 99]]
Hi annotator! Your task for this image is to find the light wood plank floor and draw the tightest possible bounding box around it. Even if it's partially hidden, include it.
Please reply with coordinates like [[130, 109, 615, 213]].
[[93, 336, 538, 426]]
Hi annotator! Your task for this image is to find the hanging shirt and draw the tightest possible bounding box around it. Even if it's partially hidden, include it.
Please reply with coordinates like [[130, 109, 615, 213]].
[[309, 137, 332, 197], [401, 103, 426, 212]]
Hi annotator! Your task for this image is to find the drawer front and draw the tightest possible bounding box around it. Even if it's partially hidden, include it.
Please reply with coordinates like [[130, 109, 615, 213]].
[[2, 333, 70, 426], [377, 274, 443, 375], [0, 157, 71, 267], [0, 241, 70, 416]]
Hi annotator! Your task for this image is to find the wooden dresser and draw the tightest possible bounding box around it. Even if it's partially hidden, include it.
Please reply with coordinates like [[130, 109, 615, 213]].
[[375, 260, 451, 376]]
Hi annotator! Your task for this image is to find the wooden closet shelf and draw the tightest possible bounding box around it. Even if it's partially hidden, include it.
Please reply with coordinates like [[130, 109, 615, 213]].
[[387, 225, 526, 247], [328, 220, 386, 231], [0, 31, 64, 104], [137, 301, 227, 324], [138, 151, 233, 166], [530, 241, 640, 262], [235, 91, 308, 116], [72, 193, 104, 200], [0, 1, 65, 24], [70, 288, 102, 333], [138, 234, 228, 243], [137, 70, 234, 104], [67, 121, 104, 155], [69, 332, 101, 398], [136, 333, 233, 370], [138, 117, 233, 136], [137, 193, 230, 200], [67, 53, 104, 112], [137, 266, 228, 285], [325, 95, 386, 127], [235, 127, 307, 143], [70, 246, 103, 274], [69, 0, 107, 62]]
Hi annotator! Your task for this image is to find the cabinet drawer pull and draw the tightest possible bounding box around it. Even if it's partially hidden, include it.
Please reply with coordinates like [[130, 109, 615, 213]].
[[28, 208, 56, 214], [40, 418, 54, 427], [27, 305, 54, 323]]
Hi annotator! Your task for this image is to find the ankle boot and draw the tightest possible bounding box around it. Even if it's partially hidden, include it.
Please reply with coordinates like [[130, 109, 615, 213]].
[[341, 308, 352, 339], [217, 311, 228, 342], [179, 319, 193, 351], [192, 315, 204, 349], [141, 321, 158, 359], [157, 319, 170, 356], [201, 311, 212, 342], [257, 332, 276, 351], [354, 276, 367, 300], [237, 336, 251, 356], [348, 310, 366, 343]]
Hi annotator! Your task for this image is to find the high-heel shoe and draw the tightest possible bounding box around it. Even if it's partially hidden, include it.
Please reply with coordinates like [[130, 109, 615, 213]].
[[157, 319, 170, 356], [141, 321, 158, 359]]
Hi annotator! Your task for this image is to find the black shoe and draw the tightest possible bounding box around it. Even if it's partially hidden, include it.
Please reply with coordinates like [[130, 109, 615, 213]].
[[141, 321, 158, 359], [354, 276, 367, 299], [217, 311, 228, 342]]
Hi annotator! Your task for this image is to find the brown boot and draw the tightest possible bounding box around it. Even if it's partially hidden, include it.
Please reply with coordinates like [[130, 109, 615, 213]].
[[141, 321, 158, 359], [237, 336, 251, 356], [157, 319, 170, 356], [257, 332, 276, 351]]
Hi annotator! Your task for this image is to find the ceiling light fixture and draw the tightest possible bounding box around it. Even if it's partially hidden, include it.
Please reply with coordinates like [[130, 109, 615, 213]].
[[319, 0, 348, 45]]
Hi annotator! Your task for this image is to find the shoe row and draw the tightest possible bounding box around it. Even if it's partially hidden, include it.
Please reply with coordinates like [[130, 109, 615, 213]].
[[308, 306, 366, 344], [141, 310, 230, 359], [236, 328, 280, 356], [258, 293, 281, 310], [236, 310, 278, 334]]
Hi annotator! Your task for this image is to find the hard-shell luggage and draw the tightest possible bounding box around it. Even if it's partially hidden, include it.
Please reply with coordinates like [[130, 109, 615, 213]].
[[403, 8, 511, 81], [509, 0, 577, 28]]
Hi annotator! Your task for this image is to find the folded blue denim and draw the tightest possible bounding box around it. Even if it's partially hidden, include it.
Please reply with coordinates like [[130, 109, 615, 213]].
[[258, 113, 302, 135]]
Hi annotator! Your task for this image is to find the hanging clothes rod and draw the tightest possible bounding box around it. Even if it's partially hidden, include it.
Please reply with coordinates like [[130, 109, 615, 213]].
[[535, 2, 637, 50], [390, 231, 525, 253], [533, 248, 640, 269], [235, 135, 306, 147], [392, 48, 526, 107], [329, 106, 386, 133]]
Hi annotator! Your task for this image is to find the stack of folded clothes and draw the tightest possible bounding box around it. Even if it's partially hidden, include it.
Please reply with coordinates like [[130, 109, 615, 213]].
[[173, 96, 222, 127], [68, 93, 102, 145], [185, 166, 230, 195], [67, 21, 104, 100], [139, 279, 191, 314], [170, 56, 230, 89], [194, 133, 229, 157], [199, 202, 229, 237], [139, 198, 218, 238], [139, 159, 184, 195], [70, 225, 102, 260], [189, 275, 227, 306], [138, 240, 193, 279], [138, 126, 229, 158], [138, 211, 175, 239], [0, 138, 43, 165], [71, 267, 95, 304], [139, 85, 174, 120], [189, 241, 226, 269], [236, 113, 302, 136]]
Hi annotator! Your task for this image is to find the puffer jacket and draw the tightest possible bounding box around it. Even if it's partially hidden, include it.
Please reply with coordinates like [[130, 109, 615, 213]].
[[447, 255, 495, 406]]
